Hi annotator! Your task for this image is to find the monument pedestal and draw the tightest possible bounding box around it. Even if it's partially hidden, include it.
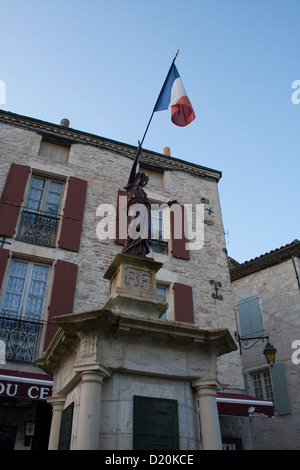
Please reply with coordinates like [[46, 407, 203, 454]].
[[103, 253, 168, 319], [36, 253, 237, 451]]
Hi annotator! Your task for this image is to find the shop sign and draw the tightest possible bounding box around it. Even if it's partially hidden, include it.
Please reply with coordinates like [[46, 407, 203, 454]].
[[0, 378, 52, 401]]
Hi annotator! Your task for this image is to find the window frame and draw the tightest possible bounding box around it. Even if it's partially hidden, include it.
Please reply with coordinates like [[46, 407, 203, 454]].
[[16, 173, 66, 248], [252, 369, 274, 403], [0, 257, 51, 322], [25, 175, 65, 216], [156, 283, 170, 319], [150, 202, 169, 256]]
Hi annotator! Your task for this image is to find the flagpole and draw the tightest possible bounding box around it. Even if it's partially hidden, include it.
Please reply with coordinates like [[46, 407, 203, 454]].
[[127, 50, 179, 186], [140, 49, 179, 147]]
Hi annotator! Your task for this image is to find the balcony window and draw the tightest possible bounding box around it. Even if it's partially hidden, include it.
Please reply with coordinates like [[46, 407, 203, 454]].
[[1, 259, 50, 321], [16, 176, 64, 247], [0, 259, 50, 363], [0, 317, 43, 363]]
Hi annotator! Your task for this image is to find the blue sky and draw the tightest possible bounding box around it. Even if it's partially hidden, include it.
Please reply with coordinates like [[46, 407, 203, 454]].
[[1, 0, 299, 263]]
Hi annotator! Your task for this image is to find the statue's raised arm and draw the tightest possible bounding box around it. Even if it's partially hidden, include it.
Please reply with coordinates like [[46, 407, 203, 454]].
[[126, 141, 142, 188]]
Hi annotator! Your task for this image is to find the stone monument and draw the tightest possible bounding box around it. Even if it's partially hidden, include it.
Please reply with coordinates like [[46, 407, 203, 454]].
[[35, 145, 237, 450]]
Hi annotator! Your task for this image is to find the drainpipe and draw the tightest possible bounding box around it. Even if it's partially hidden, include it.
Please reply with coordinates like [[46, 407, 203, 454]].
[[292, 257, 300, 290]]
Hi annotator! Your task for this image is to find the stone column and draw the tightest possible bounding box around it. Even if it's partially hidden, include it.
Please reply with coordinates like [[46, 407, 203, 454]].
[[192, 378, 222, 450], [47, 395, 66, 450], [74, 363, 111, 450]]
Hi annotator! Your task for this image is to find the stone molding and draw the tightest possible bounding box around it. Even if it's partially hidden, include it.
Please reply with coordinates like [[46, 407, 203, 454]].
[[35, 307, 237, 377], [191, 377, 222, 395], [0, 109, 222, 181], [73, 362, 111, 379]]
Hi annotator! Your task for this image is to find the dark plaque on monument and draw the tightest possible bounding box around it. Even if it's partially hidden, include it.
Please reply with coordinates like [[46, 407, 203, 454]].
[[133, 396, 179, 450]]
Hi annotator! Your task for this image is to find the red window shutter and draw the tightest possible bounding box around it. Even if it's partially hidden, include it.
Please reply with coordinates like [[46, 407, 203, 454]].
[[0, 164, 30, 237], [173, 283, 194, 323], [44, 260, 78, 350], [170, 204, 190, 260], [0, 248, 10, 290], [59, 177, 87, 252], [116, 189, 128, 245]]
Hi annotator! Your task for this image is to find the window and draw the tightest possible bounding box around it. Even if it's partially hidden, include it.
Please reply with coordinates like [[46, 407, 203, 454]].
[[237, 295, 264, 338], [156, 284, 168, 319], [26, 176, 64, 215], [0, 259, 50, 363], [17, 176, 64, 247], [151, 205, 168, 255], [1, 259, 50, 322], [152, 207, 164, 240], [252, 369, 274, 402], [251, 365, 292, 415]]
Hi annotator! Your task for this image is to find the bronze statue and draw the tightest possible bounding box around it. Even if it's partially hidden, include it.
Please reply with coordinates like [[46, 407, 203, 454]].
[[122, 143, 151, 257]]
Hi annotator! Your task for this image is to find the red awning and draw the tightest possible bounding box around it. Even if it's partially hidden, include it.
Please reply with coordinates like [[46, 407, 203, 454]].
[[0, 368, 53, 401], [217, 392, 274, 418]]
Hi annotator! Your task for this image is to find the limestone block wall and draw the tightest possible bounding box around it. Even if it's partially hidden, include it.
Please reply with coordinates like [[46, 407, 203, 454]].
[[0, 114, 243, 390], [231, 257, 300, 449], [232, 258, 300, 369], [99, 373, 201, 450]]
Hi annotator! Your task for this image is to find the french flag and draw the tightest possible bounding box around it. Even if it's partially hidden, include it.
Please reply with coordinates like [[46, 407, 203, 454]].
[[154, 64, 195, 127]]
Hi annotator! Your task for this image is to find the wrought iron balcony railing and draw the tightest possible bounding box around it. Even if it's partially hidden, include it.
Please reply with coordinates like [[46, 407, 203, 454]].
[[16, 209, 60, 248], [0, 316, 43, 364]]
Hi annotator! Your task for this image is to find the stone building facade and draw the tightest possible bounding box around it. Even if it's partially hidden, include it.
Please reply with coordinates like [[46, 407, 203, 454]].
[[0, 109, 272, 450], [230, 240, 300, 450]]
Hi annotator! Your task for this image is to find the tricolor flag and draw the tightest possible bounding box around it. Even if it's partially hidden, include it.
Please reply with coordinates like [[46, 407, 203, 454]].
[[154, 64, 195, 127]]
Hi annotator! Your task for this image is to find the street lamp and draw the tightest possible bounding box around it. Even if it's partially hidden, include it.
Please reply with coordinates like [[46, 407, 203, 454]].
[[235, 334, 276, 367], [263, 340, 277, 367]]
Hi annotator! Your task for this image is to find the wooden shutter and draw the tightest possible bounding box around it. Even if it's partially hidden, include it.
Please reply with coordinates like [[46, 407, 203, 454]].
[[44, 260, 78, 350], [116, 189, 128, 245], [237, 296, 264, 338], [173, 283, 194, 323], [271, 363, 291, 415], [170, 204, 190, 260], [59, 177, 87, 252], [0, 164, 30, 237], [0, 248, 10, 290]]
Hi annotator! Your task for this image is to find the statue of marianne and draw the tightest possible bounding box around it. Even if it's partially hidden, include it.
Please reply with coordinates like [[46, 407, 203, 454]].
[[122, 143, 151, 257]]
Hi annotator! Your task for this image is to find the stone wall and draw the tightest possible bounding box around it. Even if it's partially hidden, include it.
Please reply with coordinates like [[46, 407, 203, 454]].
[[0, 116, 244, 390], [231, 255, 300, 449]]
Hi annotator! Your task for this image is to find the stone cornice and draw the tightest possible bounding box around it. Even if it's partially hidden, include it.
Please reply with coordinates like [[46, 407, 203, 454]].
[[0, 109, 222, 182], [35, 308, 237, 374]]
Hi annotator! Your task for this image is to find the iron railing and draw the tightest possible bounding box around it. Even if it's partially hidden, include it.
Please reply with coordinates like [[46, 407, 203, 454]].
[[0, 316, 43, 364], [16, 209, 59, 248]]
